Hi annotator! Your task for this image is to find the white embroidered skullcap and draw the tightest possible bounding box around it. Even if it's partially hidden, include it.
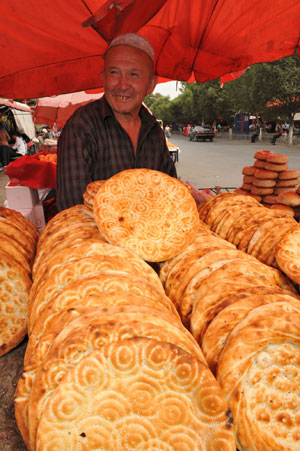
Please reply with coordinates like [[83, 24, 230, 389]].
[[106, 33, 154, 62]]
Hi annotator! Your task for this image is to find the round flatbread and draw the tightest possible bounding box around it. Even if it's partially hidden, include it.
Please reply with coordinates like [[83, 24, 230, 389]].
[[0, 250, 32, 357], [275, 224, 300, 284], [35, 338, 235, 451], [93, 169, 199, 262]]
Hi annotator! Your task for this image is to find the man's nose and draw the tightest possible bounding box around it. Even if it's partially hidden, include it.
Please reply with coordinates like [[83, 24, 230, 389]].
[[117, 75, 130, 90]]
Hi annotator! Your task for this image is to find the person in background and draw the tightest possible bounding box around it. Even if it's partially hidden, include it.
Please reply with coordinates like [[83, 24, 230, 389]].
[[250, 122, 260, 143], [11, 132, 27, 156], [165, 124, 171, 138], [0, 122, 12, 168], [271, 124, 283, 145]]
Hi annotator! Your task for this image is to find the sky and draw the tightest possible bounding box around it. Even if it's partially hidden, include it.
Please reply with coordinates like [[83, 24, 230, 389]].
[[153, 80, 182, 100]]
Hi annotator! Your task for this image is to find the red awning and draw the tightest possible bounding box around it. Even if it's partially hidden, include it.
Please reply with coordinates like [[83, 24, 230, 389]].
[[0, 0, 299, 99]]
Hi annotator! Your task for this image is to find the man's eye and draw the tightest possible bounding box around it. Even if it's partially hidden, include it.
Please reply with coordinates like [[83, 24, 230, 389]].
[[130, 72, 139, 77]]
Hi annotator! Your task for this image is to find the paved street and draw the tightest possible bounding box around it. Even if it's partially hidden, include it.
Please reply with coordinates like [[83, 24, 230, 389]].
[[171, 133, 300, 191], [1, 135, 300, 207]]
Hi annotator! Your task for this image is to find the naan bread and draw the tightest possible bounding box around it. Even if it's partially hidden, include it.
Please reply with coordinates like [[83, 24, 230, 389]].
[[0, 250, 32, 357], [35, 338, 235, 451], [93, 169, 199, 262]]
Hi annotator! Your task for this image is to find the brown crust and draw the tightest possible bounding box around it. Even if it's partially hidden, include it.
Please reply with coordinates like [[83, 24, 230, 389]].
[[278, 170, 300, 180], [252, 178, 276, 188], [251, 185, 274, 195], [242, 166, 256, 176], [254, 150, 273, 160], [266, 152, 289, 164], [254, 169, 278, 179], [274, 186, 297, 196], [263, 162, 288, 172]]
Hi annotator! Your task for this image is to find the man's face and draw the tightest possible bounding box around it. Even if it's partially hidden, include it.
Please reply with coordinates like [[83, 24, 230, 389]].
[[102, 45, 156, 118]]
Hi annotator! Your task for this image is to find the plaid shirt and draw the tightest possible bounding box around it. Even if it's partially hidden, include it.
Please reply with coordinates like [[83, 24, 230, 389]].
[[56, 96, 177, 211]]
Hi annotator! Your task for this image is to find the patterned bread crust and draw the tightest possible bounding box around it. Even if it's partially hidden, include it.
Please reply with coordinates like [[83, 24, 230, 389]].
[[18, 301, 196, 448], [30, 241, 164, 303], [275, 224, 300, 284], [93, 169, 200, 262], [28, 309, 204, 449], [190, 259, 295, 344], [85, 180, 106, 197], [190, 275, 275, 344], [0, 206, 39, 241], [217, 304, 300, 451], [159, 229, 235, 287], [0, 250, 32, 357], [202, 292, 300, 374], [0, 220, 36, 265], [24, 293, 183, 373], [0, 234, 32, 274], [35, 338, 235, 451], [29, 270, 174, 333], [36, 204, 96, 252], [32, 223, 106, 278]]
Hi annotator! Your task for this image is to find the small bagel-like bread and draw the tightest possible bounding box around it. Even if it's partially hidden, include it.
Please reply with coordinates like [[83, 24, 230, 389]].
[[274, 186, 297, 195], [251, 185, 274, 195], [277, 191, 300, 204], [263, 162, 288, 172], [243, 175, 254, 184], [254, 150, 273, 160], [254, 168, 278, 180], [276, 191, 300, 206], [270, 204, 295, 216], [277, 178, 299, 187], [266, 152, 289, 164], [252, 178, 276, 188], [253, 159, 266, 169], [278, 170, 300, 180], [263, 195, 279, 204], [241, 182, 252, 191], [242, 166, 255, 176]]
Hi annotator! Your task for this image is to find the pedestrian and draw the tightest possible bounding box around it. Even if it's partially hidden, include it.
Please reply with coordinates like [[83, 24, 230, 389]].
[[11, 132, 27, 156], [0, 122, 13, 168], [251, 123, 260, 143], [271, 124, 283, 145], [165, 124, 171, 138]]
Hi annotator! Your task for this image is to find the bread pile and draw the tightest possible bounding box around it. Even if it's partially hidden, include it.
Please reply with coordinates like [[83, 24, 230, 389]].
[[83, 180, 106, 212], [0, 207, 39, 357], [238, 150, 300, 217], [159, 208, 300, 449], [15, 173, 237, 450], [197, 192, 299, 269]]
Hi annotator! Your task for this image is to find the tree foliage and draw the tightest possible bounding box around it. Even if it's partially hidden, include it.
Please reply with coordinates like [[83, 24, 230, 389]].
[[145, 53, 300, 127]]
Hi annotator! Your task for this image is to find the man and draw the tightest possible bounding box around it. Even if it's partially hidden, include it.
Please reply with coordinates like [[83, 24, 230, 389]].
[[271, 124, 283, 145], [56, 33, 177, 211], [0, 122, 12, 168]]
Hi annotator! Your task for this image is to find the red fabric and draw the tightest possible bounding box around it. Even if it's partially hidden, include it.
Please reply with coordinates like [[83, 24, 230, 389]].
[[6, 152, 56, 189], [0, 1, 299, 99]]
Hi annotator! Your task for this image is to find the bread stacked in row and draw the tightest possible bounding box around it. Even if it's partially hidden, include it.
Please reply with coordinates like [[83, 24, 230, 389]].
[[238, 150, 300, 217], [16, 170, 236, 450], [197, 192, 299, 269], [159, 210, 300, 450], [0, 207, 39, 357], [83, 180, 106, 212]]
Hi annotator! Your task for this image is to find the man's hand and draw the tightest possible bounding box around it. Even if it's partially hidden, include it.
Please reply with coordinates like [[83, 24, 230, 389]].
[[185, 180, 214, 205]]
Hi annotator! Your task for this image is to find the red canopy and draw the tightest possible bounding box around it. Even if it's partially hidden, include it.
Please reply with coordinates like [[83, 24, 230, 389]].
[[0, 0, 299, 99], [34, 91, 104, 128]]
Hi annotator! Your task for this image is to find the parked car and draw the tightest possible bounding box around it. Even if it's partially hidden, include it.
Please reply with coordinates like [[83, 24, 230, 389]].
[[189, 125, 215, 142]]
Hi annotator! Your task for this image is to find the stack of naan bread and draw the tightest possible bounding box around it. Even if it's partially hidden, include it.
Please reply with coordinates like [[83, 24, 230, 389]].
[[198, 192, 298, 268], [238, 150, 300, 217], [15, 170, 236, 450], [0, 206, 39, 357], [160, 197, 300, 450]]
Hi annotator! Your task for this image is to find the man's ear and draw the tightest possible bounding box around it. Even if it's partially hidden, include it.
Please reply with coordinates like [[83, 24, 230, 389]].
[[146, 75, 157, 96]]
